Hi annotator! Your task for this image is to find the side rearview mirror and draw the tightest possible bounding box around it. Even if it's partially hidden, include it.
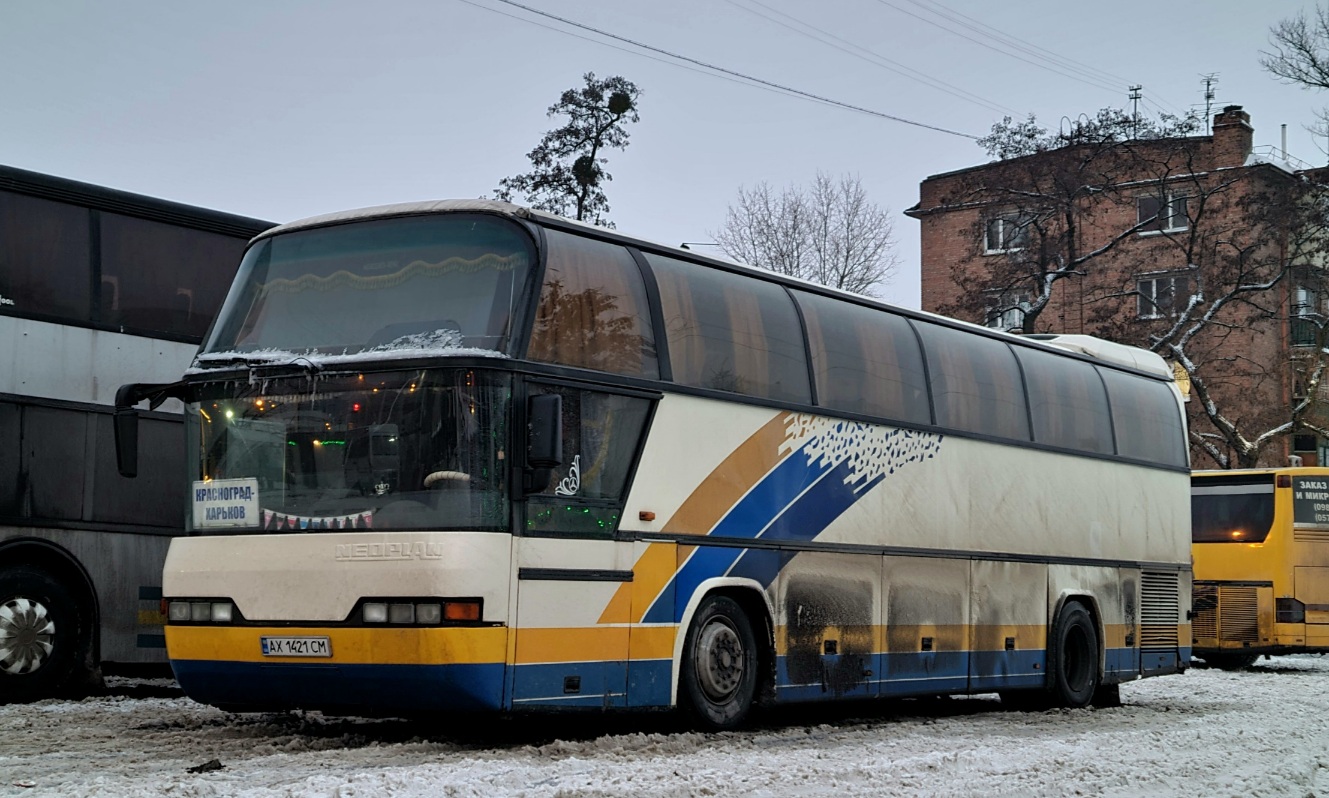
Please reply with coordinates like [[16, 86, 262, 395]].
[[114, 381, 188, 478], [114, 384, 143, 478], [527, 393, 563, 469]]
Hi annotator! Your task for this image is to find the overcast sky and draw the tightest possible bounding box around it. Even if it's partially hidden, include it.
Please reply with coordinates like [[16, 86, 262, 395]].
[[2, 0, 1323, 308]]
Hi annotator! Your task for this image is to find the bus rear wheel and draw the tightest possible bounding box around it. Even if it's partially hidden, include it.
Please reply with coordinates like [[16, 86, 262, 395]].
[[0, 564, 95, 704], [1047, 601, 1100, 708], [679, 595, 759, 730]]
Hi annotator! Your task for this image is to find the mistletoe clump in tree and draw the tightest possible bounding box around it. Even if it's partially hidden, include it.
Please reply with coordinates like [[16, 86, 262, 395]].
[[495, 72, 641, 227]]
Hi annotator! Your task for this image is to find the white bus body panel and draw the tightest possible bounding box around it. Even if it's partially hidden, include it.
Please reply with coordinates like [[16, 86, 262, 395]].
[[0, 315, 196, 408], [163, 532, 514, 623]]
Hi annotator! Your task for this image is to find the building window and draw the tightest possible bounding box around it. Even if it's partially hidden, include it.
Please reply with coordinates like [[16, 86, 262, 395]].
[[984, 214, 1029, 254], [1137, 274, 1189, 319], [985, 290, 1029, 331], [1292, 286, 1320, 347], [1137, 193, 1189, 234]]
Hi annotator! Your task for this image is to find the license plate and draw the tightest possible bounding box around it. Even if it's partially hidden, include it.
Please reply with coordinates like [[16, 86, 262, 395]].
[[260, 636, 331, 657]]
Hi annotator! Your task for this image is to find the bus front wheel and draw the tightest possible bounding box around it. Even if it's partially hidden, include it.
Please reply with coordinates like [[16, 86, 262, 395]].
[[1047, 601, 1100, 708], [0, 564, 95, 704], [679, 595, 758, 730]]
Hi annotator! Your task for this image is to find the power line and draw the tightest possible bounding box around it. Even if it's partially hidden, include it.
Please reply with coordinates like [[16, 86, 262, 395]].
[[453, 0, 839, 107], [884, 0, 1189, 116], [872, 0, 1123, 96], [480, 0, 981, 139], [723, 0, 1016, 116], [903, 0, 1131, 90]]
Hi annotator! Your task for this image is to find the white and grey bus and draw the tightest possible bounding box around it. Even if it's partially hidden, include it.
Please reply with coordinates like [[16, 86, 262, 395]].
[[0, 165, 272, 701], [119, 200, 1191, 728]]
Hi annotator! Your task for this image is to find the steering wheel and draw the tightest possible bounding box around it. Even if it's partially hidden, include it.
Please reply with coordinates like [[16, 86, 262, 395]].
[[424, 470, 471, 488]]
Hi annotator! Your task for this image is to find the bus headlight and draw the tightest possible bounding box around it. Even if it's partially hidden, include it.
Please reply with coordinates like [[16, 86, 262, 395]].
[[358, 599, 482, 625], [167, 600, 236, 623], [416, 603, 443, 624]]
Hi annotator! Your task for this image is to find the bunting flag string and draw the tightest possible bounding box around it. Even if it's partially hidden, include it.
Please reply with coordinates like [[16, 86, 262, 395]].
[[262, 510, 373, 531]]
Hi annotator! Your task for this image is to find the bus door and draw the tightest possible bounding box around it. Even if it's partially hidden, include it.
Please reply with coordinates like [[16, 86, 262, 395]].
[[511, 382, 654, 710]]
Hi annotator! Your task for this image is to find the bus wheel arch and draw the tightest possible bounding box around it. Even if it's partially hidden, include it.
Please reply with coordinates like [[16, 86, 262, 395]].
[[0, 540, 101, 702], [673, 580, 774, 729]]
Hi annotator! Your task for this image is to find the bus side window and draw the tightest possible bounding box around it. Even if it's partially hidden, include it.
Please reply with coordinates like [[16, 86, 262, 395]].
[[525, 384, 651, 537], [0, 189, 93, 322], [646, 253, 810, 404], [915, 322, 1030, 442], [793, 289, 929, 424], [1098, 367, 1188, 467], [1015, 347, 1114, 455], [528, 230, 659, 379]]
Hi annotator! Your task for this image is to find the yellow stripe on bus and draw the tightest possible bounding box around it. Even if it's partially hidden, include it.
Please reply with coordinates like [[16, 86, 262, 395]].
[[600, 413, 792, 626], [514, 626, 676, 664], [663, 412, 791, 537], [165, 625, 508, 665]]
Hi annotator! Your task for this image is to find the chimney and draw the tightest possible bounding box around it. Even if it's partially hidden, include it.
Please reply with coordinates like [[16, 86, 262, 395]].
[[1212, 104, 1253, 167]]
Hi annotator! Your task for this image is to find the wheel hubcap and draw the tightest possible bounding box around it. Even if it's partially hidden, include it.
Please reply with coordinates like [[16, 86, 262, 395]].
[[695, 618, 744, 702], [0, 598, 55, 675]]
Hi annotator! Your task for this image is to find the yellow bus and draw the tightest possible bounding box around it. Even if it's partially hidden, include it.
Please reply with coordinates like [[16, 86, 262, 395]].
[[115, 200, 1192, 727], [1191, 467, 1329, 668]]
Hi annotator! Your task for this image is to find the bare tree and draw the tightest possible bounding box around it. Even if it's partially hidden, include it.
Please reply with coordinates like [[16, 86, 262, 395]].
[[495, 73, 641, 226], [938, 109, 1201, 334], [1262, 5, 1329, 142], [712, 173, 898, 296], [932, 106, 1329, 468]]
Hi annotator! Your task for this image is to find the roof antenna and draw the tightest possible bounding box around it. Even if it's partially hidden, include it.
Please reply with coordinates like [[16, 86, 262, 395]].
[[1201, 73, 1219, 133], [1128, 85, 1142, 137]]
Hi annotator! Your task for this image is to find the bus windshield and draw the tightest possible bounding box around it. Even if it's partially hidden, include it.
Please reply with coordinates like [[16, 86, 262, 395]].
[[201, 214, 534, 357], [1191, 478, 1275, 543], [187, 369, 510, 532]]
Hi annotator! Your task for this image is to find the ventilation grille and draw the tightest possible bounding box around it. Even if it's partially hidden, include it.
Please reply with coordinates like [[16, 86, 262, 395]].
[[1294, 529, 1329, 543], [1140, 571, 1181, 651], [1218, 586, 1259, 643], [1192, 583, 1217, 639]]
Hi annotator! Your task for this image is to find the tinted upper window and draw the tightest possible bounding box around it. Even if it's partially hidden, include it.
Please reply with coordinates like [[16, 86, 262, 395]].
[[527, 230, 658, 378], [1191, 481, 1274, 543], [1098, 368, 1188, 467], [647, 254, 810, 404], [204, 215, 535, 356], [916, 322, 1029, 440], [100, 213, 247, 338], [0, 190, 92, 322], [793, 290, 929, 423], [1015, 346, 1114, 454]]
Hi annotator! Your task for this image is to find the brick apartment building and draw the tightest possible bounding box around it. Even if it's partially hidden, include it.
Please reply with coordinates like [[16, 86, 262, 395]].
[[907, 106, 1328, 468]]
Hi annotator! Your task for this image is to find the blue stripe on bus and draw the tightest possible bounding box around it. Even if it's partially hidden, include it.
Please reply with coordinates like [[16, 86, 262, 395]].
[[511, 660, 630, 708], [628, 658, 673, 707], [170, 660, 506, 714], [728, 460, 884, 588], [1105, 645, 1140, 677], [510, 659, 675, 708], [642, 451, 832, 624]]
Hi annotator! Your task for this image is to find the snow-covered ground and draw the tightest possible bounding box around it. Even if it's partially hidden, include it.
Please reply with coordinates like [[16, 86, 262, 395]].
[[3, 658, 1328, 797]]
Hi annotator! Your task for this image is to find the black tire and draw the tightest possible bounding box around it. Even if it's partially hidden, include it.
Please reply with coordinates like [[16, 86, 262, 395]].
[[1202, 653, 1259, 670], [0, 564, 96, 704], [679, 595, 759, 730], [1047, 601, 1100, 708]]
